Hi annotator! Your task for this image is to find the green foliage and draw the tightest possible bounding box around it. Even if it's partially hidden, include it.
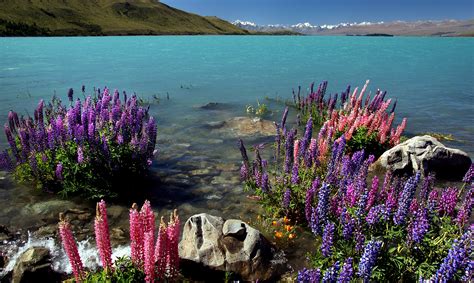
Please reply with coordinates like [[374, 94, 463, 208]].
[[84, 256, 145, 283], [13, 138, 149, 199], [343, 127, 389, 158], [246, 100, 271, 118]]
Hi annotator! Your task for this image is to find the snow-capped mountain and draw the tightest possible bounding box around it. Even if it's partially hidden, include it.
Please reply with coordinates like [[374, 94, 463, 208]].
[[231, 19, 473, 36], [232, 20, 386, 33]]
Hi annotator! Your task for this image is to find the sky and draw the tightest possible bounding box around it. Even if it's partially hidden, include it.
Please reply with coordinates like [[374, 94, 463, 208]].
[[162, 0, 474, 25]]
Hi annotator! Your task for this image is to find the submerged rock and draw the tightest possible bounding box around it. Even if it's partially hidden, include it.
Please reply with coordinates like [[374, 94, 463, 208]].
[[11, 247, 61, 283], [375, 135, 472, 179], [197, 102, 233, 111], [207, 116, 276, 137], [179, 213, 287, 281]]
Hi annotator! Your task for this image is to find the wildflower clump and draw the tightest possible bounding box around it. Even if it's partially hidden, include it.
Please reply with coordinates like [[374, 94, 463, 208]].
[[239, 81, 474, 282], [59, 200, 180, 282], [0, 87, 157, 198]]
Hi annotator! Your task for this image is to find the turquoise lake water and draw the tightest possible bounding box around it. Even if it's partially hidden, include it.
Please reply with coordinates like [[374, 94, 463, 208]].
[[0, 36, 473, 154], [0, 35, 473, 272]]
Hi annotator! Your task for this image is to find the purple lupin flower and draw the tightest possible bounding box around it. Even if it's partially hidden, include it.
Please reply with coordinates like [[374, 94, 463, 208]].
[[315, 183, 331, 234], [275, 122, 281, 161], [419, 174, 434, 203], [433, 228, 473, 282], [456, 185, 473, 228], [4, 125, 15, 150], [77, 146, 84, 164], [297, 268, 321, 283], [56, 163, 63, 181], [366, 205, 389, 226], [309, 138, 319, 166], [305, 178, 319, 223], [355, 230, 366, 252], [282, 188, 291, 209], [322, 261, 340, 283], [240, 163, 249, 181], [291, 162, 300, 184], [8, 111, 16, 133], [394, 172, 421, 225], [0, 150, 12, 171], [337, 257, 353, 283], [310, 207, 319, 236], [284, 129, 296, 174], [366, 176, 379, 211], [358, 240, 382, 282], [462, 164, 474, 184], [321, 221, 335, 257], [439, 187, 458, 217], [299, 117, 313, 157], [341, 208, 355, 240], [261, 172, 270, 193], [408, 208, 429, 244], [427, 189, 439, 213]]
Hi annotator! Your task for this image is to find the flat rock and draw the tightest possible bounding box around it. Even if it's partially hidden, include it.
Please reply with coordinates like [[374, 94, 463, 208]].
[[375, 135, 472, 179], [207, 116, 276, 138]]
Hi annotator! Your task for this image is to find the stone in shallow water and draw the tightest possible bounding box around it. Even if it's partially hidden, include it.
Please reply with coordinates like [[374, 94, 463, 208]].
[[179, 213, 287, 281], [207, 116, 276, 138], [375, 135, 472, 179], [12, 247, 61, 283], [22, 200, 76, 216]]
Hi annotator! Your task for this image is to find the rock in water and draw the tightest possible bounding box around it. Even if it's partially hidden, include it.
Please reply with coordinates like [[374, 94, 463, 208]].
[[207, 117, 276, 137], [11, 247, 61, 283], [376, 135, 472, 179], [179, 213, 286, 281]]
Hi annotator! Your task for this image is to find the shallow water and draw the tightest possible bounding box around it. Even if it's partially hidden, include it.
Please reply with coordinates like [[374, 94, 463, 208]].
[[0, 36, 473, 275]]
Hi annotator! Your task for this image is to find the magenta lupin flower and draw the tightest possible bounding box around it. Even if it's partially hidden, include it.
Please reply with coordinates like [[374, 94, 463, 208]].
[[58, 214, 84, 282], [366, 175, 379, 211], [167, 210, 180, 279], [144, 231, 155, 282], [140, 200, 155, 237], [155, 217, 168, 280], [130, 203, 144, 266], [94, 200, 113, 271]]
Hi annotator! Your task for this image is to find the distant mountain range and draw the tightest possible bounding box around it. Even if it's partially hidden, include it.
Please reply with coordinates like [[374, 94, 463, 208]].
[[0, 0, 248, 36], [233, 19, 474, 36]]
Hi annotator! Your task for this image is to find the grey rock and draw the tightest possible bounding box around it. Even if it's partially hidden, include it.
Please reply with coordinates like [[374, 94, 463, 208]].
[[12, 247, 60, 283], [179, 214, 286, 281], [376, 135, 472, 179]]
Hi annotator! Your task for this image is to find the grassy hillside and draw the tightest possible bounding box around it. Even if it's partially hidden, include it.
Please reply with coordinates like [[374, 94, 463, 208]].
[[0, 0, 249, 36]]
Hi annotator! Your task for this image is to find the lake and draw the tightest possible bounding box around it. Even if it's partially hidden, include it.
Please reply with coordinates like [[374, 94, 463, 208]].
[[0, 35, 473, 273]]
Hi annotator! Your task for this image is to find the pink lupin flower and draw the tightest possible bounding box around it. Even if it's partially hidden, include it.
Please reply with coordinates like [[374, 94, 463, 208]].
[[94, 200, 113, 271], [293, 139, 300, 162], [130, 203, 144, 266], [155, 217, 168, 279], [58, 213, 84, 282], [140, 200, 155, 236], [144, 231, 155, 282], [167, 210, 180, 279]]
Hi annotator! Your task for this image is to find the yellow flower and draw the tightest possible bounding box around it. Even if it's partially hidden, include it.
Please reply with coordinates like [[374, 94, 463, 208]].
[[275, 231, 283, 238], [288, 233, 296, 239]]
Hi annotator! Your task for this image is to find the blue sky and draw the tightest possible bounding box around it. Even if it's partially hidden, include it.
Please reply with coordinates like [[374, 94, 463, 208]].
[[162, 0, 473, 25]]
